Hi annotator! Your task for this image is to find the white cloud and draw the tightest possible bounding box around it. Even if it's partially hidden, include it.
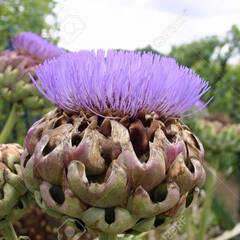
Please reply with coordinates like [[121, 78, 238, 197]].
[[148, 0, 240, 17], [56, 0, 240, 53]]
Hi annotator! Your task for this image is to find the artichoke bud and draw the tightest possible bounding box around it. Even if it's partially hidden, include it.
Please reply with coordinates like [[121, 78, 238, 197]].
[[21, 50, 208, 236], [23, 96, 45, 109], [0, 144, 31, 225], [15, 81, 34, 99], [1, 87, 13, 101], [0, 68, 19, 88], [193, 119, 240, 152]]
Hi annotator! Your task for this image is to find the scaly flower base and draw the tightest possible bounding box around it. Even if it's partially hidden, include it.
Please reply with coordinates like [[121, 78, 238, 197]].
[[21, 109, 206, 236]]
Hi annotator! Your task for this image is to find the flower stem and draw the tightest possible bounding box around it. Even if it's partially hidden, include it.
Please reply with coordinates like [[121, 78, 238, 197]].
[[99, 233, 117, 240], [197, 161, 219, 240], [0, 103, 18, 143], [0, 222, 18, 240]]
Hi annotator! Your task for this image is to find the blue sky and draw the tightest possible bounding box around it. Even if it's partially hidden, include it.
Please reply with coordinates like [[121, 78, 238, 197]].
[[56, 0, 240, 53]]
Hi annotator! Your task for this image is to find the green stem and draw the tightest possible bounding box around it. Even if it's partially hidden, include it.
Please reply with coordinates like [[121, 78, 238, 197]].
[[0, 103, 17, 143], [184, 209, 194, 239], [197, 161, 219, 240], [0, 222, 18, 240], [99, 233, 117, 240]]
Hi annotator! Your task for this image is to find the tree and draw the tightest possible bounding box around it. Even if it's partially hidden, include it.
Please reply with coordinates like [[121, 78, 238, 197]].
[[170, 25, 240, 121]]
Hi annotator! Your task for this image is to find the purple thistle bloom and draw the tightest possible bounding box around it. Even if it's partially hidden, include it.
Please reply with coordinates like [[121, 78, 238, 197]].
[[13, 32, 65, 61], [35, 50, 209, 118]]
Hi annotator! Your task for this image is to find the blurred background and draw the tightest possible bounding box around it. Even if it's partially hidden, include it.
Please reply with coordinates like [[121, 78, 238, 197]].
[[1, 0, 240, 239]]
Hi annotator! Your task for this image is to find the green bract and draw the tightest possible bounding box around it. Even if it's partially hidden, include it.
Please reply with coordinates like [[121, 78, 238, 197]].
[[0, 51, 48, 111], [0, 144, 31, 227]]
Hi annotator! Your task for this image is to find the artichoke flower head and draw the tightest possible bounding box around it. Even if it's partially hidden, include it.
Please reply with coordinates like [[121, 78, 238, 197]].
[[21, 50, 209, 236], [0, 32, 64, 109]]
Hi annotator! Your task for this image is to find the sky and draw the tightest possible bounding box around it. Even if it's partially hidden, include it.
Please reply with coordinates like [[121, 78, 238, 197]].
[[56, 0, 240, 53]]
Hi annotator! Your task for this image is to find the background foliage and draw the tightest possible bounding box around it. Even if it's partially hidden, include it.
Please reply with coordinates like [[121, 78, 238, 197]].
[[0, 0, 59, 50], [0, 1, 240, 238]]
